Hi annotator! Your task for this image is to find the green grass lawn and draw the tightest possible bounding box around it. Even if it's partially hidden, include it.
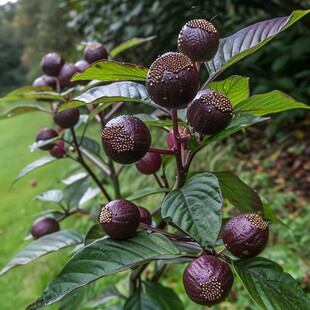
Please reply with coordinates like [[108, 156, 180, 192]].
[[0, 109, 73, 309]]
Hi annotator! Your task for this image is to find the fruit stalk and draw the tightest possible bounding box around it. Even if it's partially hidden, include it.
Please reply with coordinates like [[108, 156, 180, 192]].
[[71, 128, 112, 201]]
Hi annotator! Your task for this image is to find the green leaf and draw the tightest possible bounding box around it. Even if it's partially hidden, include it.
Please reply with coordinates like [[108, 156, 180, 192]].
[[34, 190, 64, 204], [234, 257, 310, 310], [84, 224, 104, 246], [0, 230, 84, 276], [234, 90, 310, 116], [190, 114, 269, 152], [0, 89, 65, 103], [263, 203, 289, 229], [214, 172, 263, 213], [87, 285, 125, 308], [0, 105, 51, 120], [59, 283, 95, 310], [110, 36, 156, 58], [207, 76, 250, 105], [124, 291, 161, 310], [27, 232, 181, 309], [205, 10, 310, 82], [59, 82, 155, 110], [77, 136, 101, 157], [71, 60, 148, 82], [161, 172, 222, 247], [14, 156, 58, 183], [29, 136, 59, 152], [63, 176, 90, 209], [126, 187, 169, 201], [144, 281, 185, 310]]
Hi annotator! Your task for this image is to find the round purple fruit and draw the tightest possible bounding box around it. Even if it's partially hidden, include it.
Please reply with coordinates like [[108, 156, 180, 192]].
[[146, 52, 199, 109], [84, 42, 108, 64], [98, 199, 140, 239], [53, 107, 80, 129], [187, 90, 234, 136], [41, 52, 64, 76], [32, 75, 57, 91], [31, 217, 60, 239], [58, 63, 79, 88], [36, 128, 58, 150], [222, 213, 269, 259], [137, 206, 152, 226], [135, 152, 161, 175], [49, 140, 66, 158], [178, 19, 219, 62], [102, 115, 151, 164], [183, 255, 233, 306]]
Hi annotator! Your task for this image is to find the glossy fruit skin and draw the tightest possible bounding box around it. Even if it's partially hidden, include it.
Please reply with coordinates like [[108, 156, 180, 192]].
[[98, 199, 140, 239], [84, 42, 108, 64], [49, 140, 66, 158], [102, 115, 151, 164], [36, 128, 58, 150], [135, 152, 161, 175], [31, 217, 60, 239], [187, 90, 234, 136], [41, 52, 64, 76], [137, 206, 152, 225], [146, 52, 199, 109], [222, 213, 269, 259], [178, 19, 219, 62], [53, 107, 80, 129], [74, 59, 89, 72], [58, 63, 79, 88], [183, 255, 233, 306], [32, 75, 57, 90]]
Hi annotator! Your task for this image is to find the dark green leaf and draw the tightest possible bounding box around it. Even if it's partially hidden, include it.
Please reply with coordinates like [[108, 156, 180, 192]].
[[34, 190, 64, 204], [0, 105, 51, 120], [84, 224, 104, 246], [14, 156, 58, 183], [190, 114, 269, 152], [144, 281, 185, 310], [263, 203, 289, 229], [124, 291, 161, 310], [72, 60, 148, 82], [77, 136, 101, 157], [27, 232, 181, 309], [205, 10, 310, 82], [234, 257, 310, 310], [63, 176, 90, 209], [207, 76, 250, 105], [234, 90, 310, 116], [59, 283, 95, 310], [87, 285, 125, 308], [110, 36, 156, 58], [59, 82, 155, 110], [161, 173, 222, 247], [126, 187, 169, 201], [0, 89, 65, 103], [0, 230, 84, 276], [214, 172, 263, 213]]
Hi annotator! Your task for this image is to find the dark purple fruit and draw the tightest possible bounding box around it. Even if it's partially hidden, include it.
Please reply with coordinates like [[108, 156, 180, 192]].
[[49, 140, 66, 158], [187, 90, 234, 136], [58, 63, 79, 88], [31, 217, 60, 239], [32, 75, 57, 90], [98, 199, 140, 239], [102, 115, 151, 164], [41, 52, 64, 76], [74, 59, 89, 72], [135, 152, 161, 175], [137, 206, 152, 225], [222, 213, 269, 259], [53, 107, 80, 129], [36, 128, 58, 150], [178, 19, 219, 62], [183, 255, 233, 307], [83, 42, 108, 64], [146, 52, 199, 109]]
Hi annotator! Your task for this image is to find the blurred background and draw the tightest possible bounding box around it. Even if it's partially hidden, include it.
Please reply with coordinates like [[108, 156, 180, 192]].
[[0, 0, 309, 309]]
